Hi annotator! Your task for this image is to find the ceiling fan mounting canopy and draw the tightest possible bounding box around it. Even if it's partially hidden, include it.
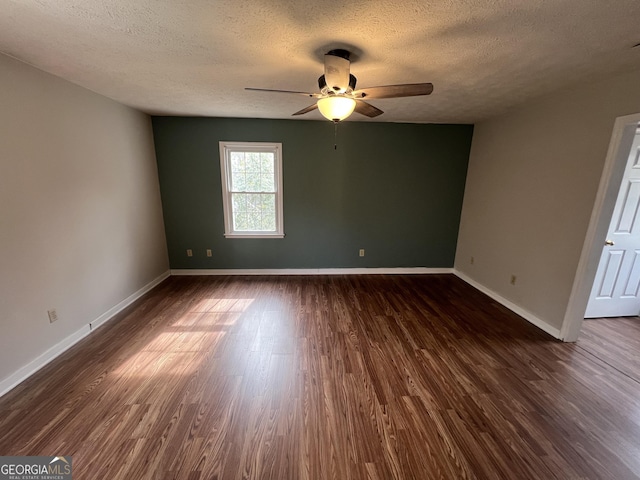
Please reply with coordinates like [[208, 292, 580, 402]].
[[245, 48, 433, 121]]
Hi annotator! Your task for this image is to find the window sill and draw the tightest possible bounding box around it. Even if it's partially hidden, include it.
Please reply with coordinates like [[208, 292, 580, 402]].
[[224, 233, 285, 239]]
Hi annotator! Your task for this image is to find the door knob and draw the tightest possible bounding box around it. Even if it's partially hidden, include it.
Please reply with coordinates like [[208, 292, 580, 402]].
[[605, 239, 615, 246]]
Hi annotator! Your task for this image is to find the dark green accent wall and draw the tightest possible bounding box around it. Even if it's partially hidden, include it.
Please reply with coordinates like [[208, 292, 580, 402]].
[[152, 117, 473, 269]]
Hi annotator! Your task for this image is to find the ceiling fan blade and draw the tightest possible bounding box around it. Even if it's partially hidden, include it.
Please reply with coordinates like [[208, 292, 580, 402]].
[[354, 100, 384, 118], [324, 53, 351, 93], [353, 83, 434, 99], [292, 104, 318, 116], [245, 87, 320, 98]]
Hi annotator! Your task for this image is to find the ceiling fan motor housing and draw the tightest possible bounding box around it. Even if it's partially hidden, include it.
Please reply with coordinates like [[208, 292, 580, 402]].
[[318, 74, 357, 94]]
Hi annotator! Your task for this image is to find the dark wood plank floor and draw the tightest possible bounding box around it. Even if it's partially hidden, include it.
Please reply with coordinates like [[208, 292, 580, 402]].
[[1, 275, 639, 479]]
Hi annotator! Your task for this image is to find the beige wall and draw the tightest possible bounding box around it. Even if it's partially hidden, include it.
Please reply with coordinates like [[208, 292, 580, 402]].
[[0, 54, 169, 385], [456, 67, 640, 332]]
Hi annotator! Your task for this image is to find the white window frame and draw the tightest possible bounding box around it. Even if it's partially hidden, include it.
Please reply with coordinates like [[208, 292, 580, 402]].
[[219, 141, 284, 238]]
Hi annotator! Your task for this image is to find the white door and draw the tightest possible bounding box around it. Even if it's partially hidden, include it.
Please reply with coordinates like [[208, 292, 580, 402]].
[[586, 131, 640, 318]]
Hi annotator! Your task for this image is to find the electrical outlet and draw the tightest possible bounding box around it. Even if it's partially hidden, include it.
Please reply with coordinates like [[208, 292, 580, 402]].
[[359, 249, 365, 257], [510, 275, 517, 285], [206, 249, 212, 257], [470, 256, 475, 265], [48, 309, 58, 323], [186, 249, 193, 257]]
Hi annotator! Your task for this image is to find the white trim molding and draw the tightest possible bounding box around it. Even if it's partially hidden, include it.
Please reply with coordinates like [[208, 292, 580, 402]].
[[561, 112, 640, 342], [219, 141, 285, 239], [454, 270, 561, 339], [0, 325, 92, 399], [0, 270, 171, 398], [171, 267, 454, 276], [88, 271, 170, 331]]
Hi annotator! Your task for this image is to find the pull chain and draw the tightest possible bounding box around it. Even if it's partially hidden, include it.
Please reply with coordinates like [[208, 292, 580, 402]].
[[334, 120, 338, 150]]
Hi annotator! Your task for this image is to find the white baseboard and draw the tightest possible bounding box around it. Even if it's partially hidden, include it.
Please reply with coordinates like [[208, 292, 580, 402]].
[[88, 270, 170, 331], [0, 270, 171, 398], [454, 270, 561, 339], [170, 267, 454, 276], [0, 324, 93, 399]]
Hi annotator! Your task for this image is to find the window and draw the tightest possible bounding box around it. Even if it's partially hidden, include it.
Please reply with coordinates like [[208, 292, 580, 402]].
[[219, 141, 284, 238]]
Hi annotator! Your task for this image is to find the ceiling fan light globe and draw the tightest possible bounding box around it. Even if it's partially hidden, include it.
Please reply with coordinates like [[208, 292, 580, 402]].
[[317, 96, 356, 122]]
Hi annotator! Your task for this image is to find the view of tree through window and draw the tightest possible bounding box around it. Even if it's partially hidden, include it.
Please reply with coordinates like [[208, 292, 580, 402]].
[[230, 151, 276, 231]]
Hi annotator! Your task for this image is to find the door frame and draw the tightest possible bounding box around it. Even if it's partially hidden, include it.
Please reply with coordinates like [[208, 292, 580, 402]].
[[561, 112, 640, 341]]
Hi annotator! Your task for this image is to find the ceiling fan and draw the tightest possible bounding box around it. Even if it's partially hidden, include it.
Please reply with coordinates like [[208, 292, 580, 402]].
[[245, 49, 433, 122]]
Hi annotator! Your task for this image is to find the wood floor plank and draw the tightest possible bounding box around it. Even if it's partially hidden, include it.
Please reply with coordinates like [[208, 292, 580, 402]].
[[1, 274, 640, 479]]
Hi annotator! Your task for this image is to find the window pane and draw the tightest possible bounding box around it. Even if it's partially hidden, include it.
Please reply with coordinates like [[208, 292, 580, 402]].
[[260, 195, 276, 214], [233, 212, 249, 231], [245, 172, 261, 192], [247, 210, 261, 230], [228, 149, 276, 193], [231, 193, 276, 232], [262, 212, 276, 231], [246, 152, 261, 172], [261, 194, 276, 230], [260, 153, 274, 173], [231, 152, 245, 173], [260, 174, 275, 192], [231, 193, 247, 212], [246, 193, 261, 212], [231, 171, 246, 191]]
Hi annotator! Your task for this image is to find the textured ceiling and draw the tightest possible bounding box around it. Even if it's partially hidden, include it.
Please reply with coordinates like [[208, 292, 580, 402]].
[[1, 0, 640, 123]]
